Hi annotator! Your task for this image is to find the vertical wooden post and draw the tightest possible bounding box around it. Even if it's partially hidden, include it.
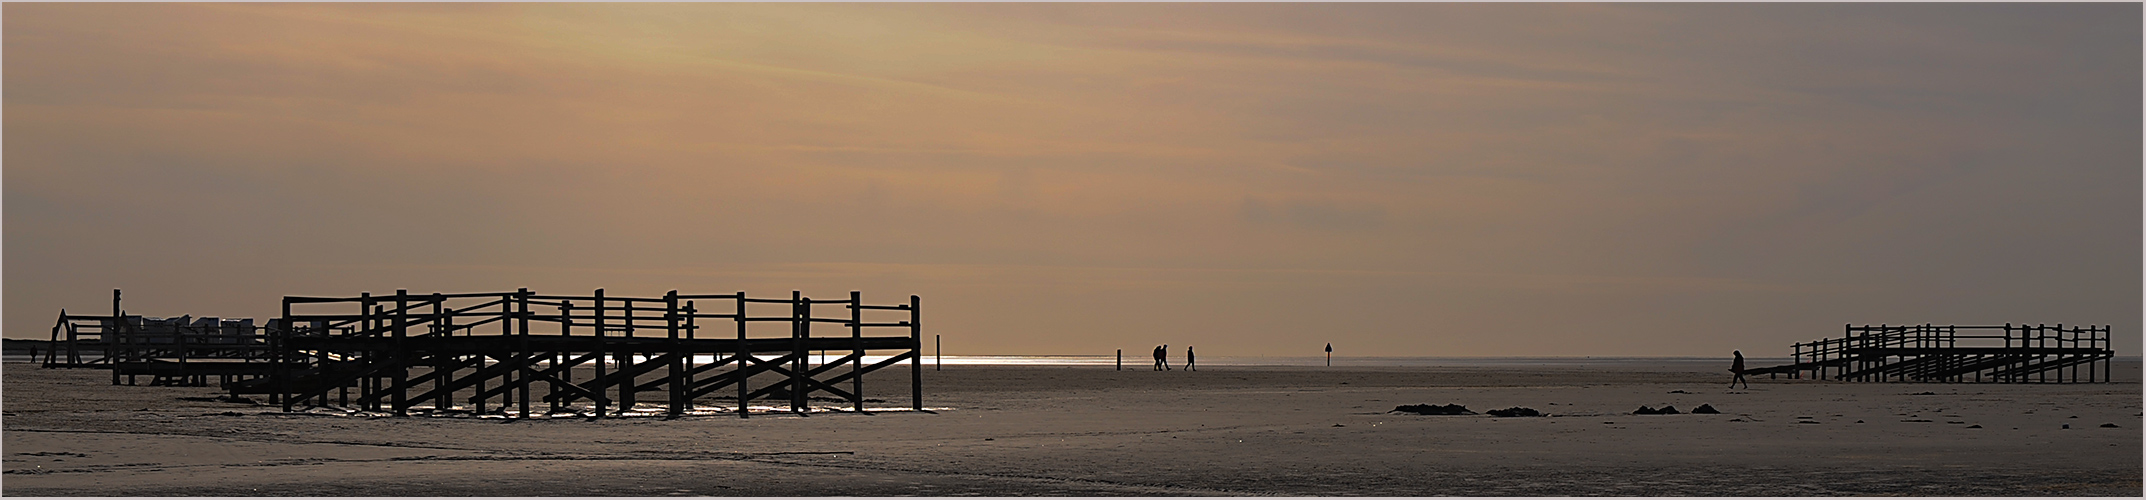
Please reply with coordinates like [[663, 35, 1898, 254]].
[[361, 295, 376, 410], [2036, 324, 2045, 384], [434, 294, 449, 413], [1948, 325, 1958, 383], [2001, 323, 2010, 383], [337, 310, 350, 407], [175, 308, 190, 387], [594, 289, 607, 419], [667, 290, 684, 417], [791, 290, 806, 414], [495, 294, 507, 414], [685, 300, 698, 412], [1117, 349, 1122, 371], [393, 290, 409, 416], [850, 291, 864, 413], [554, 301, 570, 415], [517, 290, 532, 418], [936, 335, 942, 371], [618, 295, 634, 414], [276, 297, 292, 411], [736, 292, 750, 418], [110, 290, 122, 385], [1791, 341, 1801, 380], [472, 295, 487, 413], [910, 295, 922, 411]]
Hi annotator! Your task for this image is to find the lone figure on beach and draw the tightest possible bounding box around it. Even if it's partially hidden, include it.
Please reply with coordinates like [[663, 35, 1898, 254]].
[[1185, 345, 1196, 371], [1729, 350, 1749, 389], [1152, 345, 1167, 371]]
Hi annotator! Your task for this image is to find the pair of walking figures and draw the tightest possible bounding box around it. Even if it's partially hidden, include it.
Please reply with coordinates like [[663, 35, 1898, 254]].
[[1152, 345, 1194, 371]]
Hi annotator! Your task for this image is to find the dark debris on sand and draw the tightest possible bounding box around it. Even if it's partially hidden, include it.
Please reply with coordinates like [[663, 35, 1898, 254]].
[[1392, 403, 1475, 415], [1691, 404, 1720, 414], [1486, 407, 1543, 418], [1633, 405, 1682, 415]]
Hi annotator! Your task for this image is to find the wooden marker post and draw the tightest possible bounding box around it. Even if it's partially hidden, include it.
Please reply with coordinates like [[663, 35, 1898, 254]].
[[593, 289, 607, 419], [517, 289, 532, 419], [736, 292, 750, 419], [393, 290, 409, 416], [850, 291, 864, 414], [791, 291, 805, 414], [667, 290, 684, 418], [433, 294, 448, 413]]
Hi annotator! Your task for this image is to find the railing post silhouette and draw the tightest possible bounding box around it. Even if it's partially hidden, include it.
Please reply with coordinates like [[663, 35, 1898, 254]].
[[555, 300, 571, 415], [518, 289, 532, 418], [432, 293, 447, 413], [276, 297, 292, 411], [667, 290, 684, 417], [388, 290, 407, 415], [618, 294, 635, 414], [851, 290, 864, 413], [736, 291, 750, 419], [593, 289, 607, 419], [791, 290, 806, 414]]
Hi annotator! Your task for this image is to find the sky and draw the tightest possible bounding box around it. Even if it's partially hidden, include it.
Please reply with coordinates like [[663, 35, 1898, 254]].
[[5, 3, 2139, 357]]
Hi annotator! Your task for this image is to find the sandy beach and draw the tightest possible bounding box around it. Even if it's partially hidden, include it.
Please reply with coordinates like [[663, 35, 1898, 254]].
[[4, 359, 2139, 496]]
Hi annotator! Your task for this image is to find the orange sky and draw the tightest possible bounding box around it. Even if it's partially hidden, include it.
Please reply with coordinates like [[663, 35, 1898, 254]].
[[6, 3, 2138, 356]]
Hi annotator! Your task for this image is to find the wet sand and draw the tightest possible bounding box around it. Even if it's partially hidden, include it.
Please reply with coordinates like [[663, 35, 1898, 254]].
[[4, 361, 2139, 496]]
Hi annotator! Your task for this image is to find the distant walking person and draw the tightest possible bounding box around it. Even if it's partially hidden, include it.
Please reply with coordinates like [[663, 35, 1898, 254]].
[[1185, 346, 1196, 371], [1325, 343, 1333, 367], [1729, 350, 1749, 389], [1152, 345, 1165, 371], [1161, 345, 1171, 371]]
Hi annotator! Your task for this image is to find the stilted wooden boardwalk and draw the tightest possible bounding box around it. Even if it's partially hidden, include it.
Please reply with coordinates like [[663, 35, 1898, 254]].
[[1746, 324, 2114, 383], [44, 290, 286, 388], [46, 288, 927, 418]]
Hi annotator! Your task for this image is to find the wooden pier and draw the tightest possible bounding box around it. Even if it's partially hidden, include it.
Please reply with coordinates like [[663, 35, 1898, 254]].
[[46, 288, 927, 418], [1746, 323, 2115, 383], [44, 290, 286, 388]]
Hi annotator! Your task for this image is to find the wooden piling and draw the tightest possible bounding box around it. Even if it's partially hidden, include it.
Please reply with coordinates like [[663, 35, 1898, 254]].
[[667, 291, 684, 417], [594, 289, 608, 419], [850, 291, 864, 413], [911, 295, 922, 411], [393, 290, 409, 416], [791, 291, 805, 414], [736, 292, 750, 418]]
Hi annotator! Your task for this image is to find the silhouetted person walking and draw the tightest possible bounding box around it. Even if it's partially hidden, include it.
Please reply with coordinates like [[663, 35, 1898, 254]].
[[1185, 345, 1196, 371], [1729, 350, 1749, 389], [1152, 345, 1165, 371], [1161, 344, 1171, 371]]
